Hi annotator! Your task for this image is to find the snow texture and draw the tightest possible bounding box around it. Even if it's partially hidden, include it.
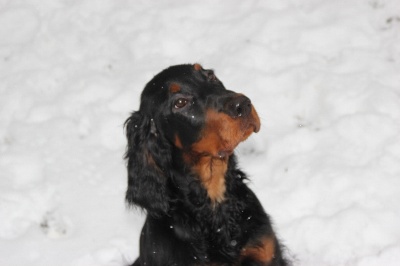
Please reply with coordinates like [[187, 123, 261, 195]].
[[1, 0, 400, 265]]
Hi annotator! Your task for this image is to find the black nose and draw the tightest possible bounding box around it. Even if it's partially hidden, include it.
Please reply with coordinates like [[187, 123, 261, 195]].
[[224, 95, 252, 118]]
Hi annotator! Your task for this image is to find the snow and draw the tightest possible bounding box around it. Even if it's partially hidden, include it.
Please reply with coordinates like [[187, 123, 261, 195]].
[[0, 0, 399, 265]]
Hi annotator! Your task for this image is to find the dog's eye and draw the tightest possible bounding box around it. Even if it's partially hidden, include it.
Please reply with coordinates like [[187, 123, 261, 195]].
[[174, 98, 189, 109]]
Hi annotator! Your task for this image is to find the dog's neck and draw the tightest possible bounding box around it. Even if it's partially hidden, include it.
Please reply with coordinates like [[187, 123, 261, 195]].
[[181, 151, 229, 203], [193, 155, 228, 203]]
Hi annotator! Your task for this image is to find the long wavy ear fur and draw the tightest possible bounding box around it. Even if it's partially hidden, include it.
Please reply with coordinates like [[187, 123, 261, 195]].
[[124, 111, 171, 217]]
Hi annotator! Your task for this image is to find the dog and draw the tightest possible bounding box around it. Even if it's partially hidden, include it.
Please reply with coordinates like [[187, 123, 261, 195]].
[[125, 64, 288, 266]]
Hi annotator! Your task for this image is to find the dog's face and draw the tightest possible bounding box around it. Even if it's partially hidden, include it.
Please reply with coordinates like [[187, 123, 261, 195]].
[[125, 64, 260, 214], [140, 63, 260, 160]]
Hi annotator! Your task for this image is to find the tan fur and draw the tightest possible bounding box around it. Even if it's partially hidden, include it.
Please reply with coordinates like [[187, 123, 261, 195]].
[[185, 109, 260, 202], [194, 63, 202, 71], [169, 83, 181, 93], [241, 236, 276, 264]]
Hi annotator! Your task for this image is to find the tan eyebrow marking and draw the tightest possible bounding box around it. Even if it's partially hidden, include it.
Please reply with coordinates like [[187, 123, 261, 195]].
[[194, 63, 202, 71], [169, 83, 181, 93]]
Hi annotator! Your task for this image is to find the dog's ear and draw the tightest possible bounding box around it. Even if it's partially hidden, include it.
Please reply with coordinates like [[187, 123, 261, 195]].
[[124, 111, 171, 217]]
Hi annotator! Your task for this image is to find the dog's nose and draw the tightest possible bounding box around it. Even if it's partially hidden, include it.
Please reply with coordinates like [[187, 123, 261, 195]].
[[224, 95, 252, 118]]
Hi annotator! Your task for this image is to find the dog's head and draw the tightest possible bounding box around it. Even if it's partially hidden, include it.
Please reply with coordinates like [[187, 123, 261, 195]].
[[125, 64, 260, 216]]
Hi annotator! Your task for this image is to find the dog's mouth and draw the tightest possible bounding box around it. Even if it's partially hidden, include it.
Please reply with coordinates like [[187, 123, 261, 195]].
[[216, 118, 260, 159], [191, 107, 260, 159]]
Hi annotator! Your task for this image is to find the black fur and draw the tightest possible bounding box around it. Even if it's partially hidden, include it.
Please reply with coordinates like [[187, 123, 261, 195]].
[[125, 64, 289, 266]]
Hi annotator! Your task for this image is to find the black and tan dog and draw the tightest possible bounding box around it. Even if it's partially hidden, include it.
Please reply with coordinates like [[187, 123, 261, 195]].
[[125, 64, 288, 266]]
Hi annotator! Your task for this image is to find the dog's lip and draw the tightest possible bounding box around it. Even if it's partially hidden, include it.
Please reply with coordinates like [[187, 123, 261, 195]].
[[249, 122, 261, 133], [214, 121, 259, 159], [249, 114, 261, 133], [249, 105, 261, 133], [251, 121, 260, 133]]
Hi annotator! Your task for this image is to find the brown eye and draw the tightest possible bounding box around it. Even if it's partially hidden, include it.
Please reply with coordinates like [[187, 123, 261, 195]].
[[174, 98, 189, 109]]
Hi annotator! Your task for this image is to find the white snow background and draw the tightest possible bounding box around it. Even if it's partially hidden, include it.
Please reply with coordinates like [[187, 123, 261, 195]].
[[1, 0, 400, 265]]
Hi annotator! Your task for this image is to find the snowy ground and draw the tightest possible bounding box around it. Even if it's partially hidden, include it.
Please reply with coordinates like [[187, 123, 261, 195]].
[[1, 0, 400, 265]]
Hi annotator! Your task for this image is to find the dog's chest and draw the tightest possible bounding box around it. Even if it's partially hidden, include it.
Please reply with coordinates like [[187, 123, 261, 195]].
[[173, 197, 248, 262]]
